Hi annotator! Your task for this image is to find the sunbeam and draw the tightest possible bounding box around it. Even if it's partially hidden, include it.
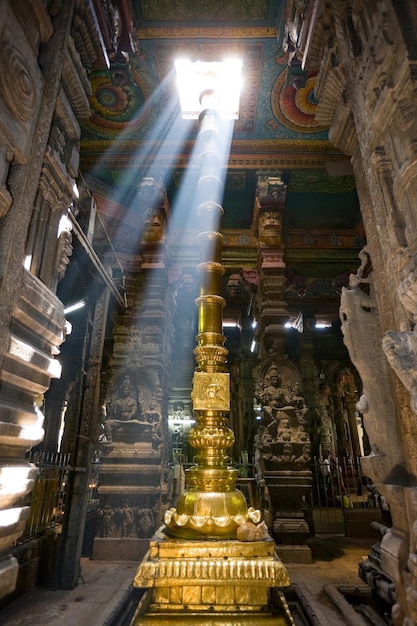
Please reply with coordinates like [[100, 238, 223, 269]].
[[81, 69, 194, 258], [126, 61, 239, 403]]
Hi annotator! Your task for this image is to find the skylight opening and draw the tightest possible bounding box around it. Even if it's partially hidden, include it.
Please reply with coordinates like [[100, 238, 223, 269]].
[[175, 59, 242, 119]]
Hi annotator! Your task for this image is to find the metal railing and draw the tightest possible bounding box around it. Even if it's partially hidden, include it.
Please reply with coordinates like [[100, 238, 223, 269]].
[[311, 456, 387, 534], [17, 451, 99, 544], [312, 456, 378, 509], [21, 451, 72, 541]]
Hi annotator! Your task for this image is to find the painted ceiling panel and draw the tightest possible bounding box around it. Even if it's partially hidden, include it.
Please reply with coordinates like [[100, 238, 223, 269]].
[[136, 0, 270, 22]]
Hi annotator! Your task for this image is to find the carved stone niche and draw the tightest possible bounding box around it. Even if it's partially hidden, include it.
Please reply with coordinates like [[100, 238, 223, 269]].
[[94, 366, 164, 561], [102, 367, 162, 450]]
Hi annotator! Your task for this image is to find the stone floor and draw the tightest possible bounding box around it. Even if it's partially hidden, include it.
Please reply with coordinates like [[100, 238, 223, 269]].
[[0, 534, 388, 626]]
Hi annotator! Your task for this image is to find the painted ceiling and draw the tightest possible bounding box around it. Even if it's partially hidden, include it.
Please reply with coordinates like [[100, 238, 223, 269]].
[[78, 0, 364, 323]]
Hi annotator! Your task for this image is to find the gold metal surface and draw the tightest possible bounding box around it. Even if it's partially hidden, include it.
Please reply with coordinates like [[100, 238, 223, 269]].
[[132, 607, 291, 626], [132, 531, 292, 625], [192, 372, 230, 410]]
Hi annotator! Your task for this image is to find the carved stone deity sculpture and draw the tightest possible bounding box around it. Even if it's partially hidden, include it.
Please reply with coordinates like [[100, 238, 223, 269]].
[[255, 363, 311, 471], [258, 364, 289, 422], [94, 366, 163, 558], [111, 374, 139, 421], [254, 360, 313, 559], [104, 372, 152, 444]]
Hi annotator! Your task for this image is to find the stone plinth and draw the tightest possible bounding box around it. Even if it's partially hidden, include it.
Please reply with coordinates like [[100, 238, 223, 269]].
[[264, 470, 313, 563], [93, 437, 163, 560], [98, 441, 161, 493], [131, 527, 293, 625], [93, 537, 151, 562]]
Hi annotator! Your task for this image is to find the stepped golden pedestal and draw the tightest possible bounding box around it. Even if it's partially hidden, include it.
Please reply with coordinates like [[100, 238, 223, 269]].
[[131, 527, 293, 625]]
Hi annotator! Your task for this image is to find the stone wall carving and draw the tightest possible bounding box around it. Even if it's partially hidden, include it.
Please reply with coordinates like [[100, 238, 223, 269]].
[[97, 503, 156, 541], [255, 361, 310, 473]]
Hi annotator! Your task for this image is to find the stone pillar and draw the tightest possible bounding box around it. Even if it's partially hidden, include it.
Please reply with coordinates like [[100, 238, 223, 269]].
[[0, 1, 86, 599], [94, 178, 173, 561], [253, 172, 313, 562], [317, 383, 335, 457], [58, 285, 111, 588], [286, 0, 417, 617], [307, 2, 417, 618], [255, 172, 288, 358], [338, 369, 361, 460]]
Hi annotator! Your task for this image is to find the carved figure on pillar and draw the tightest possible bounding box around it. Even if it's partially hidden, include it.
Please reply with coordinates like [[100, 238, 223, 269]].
[[120, 503, 135, 538], [104, 372, 147, 443], [261, 364, 288, 407], [142, 206, 165, 243], [258, 210, 283, 247], [138, 177, 169, 245], [255, 362, 311, 472], [136, 509, 155, 538], [111, 374, 140, 421], [253, 357, 313, 559], [55, 216, 73, 283], [98, 504, 114, 538], [295, 442, 312, 468]]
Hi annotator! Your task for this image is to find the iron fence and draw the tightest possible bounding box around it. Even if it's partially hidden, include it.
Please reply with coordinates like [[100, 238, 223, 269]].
[[311, 456, 387, 534], [312, 456, 378, 509], [16, 451, 99, 545]]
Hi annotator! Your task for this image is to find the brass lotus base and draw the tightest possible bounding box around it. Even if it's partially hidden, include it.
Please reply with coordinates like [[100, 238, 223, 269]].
[[164, 485, 260, 539], [131, 527, 293, 625]]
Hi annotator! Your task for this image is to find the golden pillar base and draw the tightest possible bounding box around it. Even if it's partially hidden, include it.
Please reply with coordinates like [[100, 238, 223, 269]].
[[164, 485, 260, 539], [131, 527, 293, 625]]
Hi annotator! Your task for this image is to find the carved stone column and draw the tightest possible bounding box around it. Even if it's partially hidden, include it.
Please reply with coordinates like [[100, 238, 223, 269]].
[[255, 172, 288, 359], [253, 172, 313, 562], [94, 178, 172, 561], [0, 1, 81, 599], [295, 1, 417, 619]]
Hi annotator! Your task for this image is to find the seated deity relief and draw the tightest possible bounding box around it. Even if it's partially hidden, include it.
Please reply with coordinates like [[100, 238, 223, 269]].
[[102, 371, 162, 448], [255, 363, 311, 471]]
